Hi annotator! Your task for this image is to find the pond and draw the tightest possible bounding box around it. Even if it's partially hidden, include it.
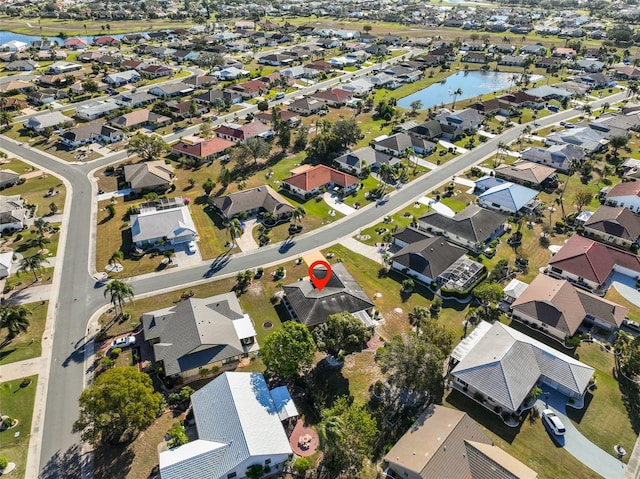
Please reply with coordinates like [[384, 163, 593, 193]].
[[0, 30, 146, 46], [398, 71, 543, 110]]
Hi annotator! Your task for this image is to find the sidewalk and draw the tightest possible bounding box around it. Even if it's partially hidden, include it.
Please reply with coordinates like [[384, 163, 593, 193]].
[[0, 357, 41, 382], [6, 283, 52, 305]]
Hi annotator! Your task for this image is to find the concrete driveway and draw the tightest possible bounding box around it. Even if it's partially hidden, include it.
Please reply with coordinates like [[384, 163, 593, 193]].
[[536, 388, 626, 479], [611, 272, 640, 308]]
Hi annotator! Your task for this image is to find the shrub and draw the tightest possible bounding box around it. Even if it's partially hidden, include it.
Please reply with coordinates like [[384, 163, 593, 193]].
[[293, 457, 311, 473], [0, 457, 7, 470], [109, 347, 122, 359], [99, 357, 114, 370], [2, 417, 13, 428]]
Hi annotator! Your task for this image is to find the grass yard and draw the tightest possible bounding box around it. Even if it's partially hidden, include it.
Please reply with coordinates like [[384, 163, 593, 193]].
[[445, 390, 601, 479], [356, 202, 430, 246], [605, 288, 640, 323], [439, 191, 475, 213], [567, 342, 638, 464], [0, 375, 38, 479], [0, 301, 48, 365], [2, 170, 66, 217], [2, 229, 60, 258]]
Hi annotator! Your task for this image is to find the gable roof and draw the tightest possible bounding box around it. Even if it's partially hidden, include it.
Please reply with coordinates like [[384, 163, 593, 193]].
[[334, 146, 399, 170], [384, 405, 538, 479], [172, 136, 236, 159], [392, 237, 467, 279], [142, 293, 255, 376], [583, 205, 640, 241], [211, 185, 294, 218], [282, 165, 359, 192], [511, 273, 626, 335], [130, 205, 196, 244], [451, 321, 594, 412], [111, 109, 170, 128], [606, 181, 640, 199], [282, 262, 374, 327], [124, 160, 174, 190], [548, 234, 640, 284], [419, 204, 507, 245], [160, 372, 292, 479], [215, 121, 271, 141]]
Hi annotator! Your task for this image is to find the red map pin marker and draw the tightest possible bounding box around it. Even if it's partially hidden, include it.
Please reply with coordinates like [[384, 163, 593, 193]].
[[308, 260, 332, 291]]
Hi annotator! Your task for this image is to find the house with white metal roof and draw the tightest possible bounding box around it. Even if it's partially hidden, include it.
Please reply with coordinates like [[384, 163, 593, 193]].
[[159, 372, 294, 479], [129, 201, 197, 248], [449, 321, 594, 417], [476, 178, 539, 214]]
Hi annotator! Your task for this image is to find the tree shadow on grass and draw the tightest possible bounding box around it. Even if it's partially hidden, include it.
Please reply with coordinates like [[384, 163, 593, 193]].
[[445, 389, 521, 444], [617, 368, 640, 434], [308, 360, 351, 410], [92, 442, 135, 479]]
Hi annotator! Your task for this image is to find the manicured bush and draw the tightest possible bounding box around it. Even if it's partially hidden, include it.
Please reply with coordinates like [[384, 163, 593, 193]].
[[0, 457, 8, 469]]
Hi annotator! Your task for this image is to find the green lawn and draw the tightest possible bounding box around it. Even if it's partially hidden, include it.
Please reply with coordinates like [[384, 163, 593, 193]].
[[0, 301, 48, 366], [2, 170, 66, 217], [0, 375, 38, 479], [357, 203, 429, 246], [4, 229, 60, 258]]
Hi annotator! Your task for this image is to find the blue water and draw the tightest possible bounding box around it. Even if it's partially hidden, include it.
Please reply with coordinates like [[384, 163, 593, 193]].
[[0, 30, 144, 46], [398, 71, 543, 110]]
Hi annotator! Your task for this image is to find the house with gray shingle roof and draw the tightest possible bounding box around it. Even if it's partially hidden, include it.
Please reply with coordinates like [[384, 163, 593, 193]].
[[0, 195, 28, 233], [418, 204, 507, 252], [282, 262, 374, 328], [583, 205, 640, 249], [142, 293, 258, 378], [124, 160, 174, 192], [211, 185, 294, 220], [520, 144, 585, 173], [158, 372, 293, 479], [449, 321, 595, 416], [334, 146, 400, 175]]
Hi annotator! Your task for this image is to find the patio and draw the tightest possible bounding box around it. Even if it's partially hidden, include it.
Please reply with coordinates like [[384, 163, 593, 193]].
[[289, 419, 319, 457]]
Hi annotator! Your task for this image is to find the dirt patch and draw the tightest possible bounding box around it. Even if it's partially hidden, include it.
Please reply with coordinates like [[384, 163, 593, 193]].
[[366, 332, 385, 351], [247, 282, 264, 296]]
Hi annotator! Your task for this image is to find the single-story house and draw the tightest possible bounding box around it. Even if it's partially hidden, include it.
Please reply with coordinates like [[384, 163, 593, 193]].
[[309, 88, 352, 108], [494, 161, 558, 190], [391, 236, 485, 292], [0, 170, 20, 189], [476, 179, 539, 214], [384, 404, 537, 479], [211, 185, 295, 220], [334, 146, 400, 175], [582, 205, 640, 249], [0, 251, 14, 278], [172, 136, 236, 162], [114, 91, 157, 108], [142, 293, 258, 379], [548, 234, 640, 292], [104, 70, 141, 87], [449, 321, 595, 416], [372, 133, 436, 156], [110, 110, 171, 130], [511, 273, 627, 339], [4, 59, 38, 71], [25, 111, 69, 132], [545, 127, 608, 153], [520, 144, 585, 173], [75, 100, 120, 121], [0, 195, 28, 233], [124, 160, 174, 192], [215, 121, 273, 142], [149, 83, 193, 99], [129, 201, 197, 248], [281, 165, 359, 198], [287, 97, 325, 116], [418, 204, 507, 252], [60, 123, 125, 148], [604, 181, 640, 213], [282, 262, 375, 328], [158, 372, 294, 479]]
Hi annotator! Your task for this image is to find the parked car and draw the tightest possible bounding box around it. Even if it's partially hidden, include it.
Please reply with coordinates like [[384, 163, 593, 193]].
[[623, 318, 640, 331], [542, 409, 566, 436], [110, 335, 136, 349], [187, 241, 196, 254], [275, 92, 285, 100]]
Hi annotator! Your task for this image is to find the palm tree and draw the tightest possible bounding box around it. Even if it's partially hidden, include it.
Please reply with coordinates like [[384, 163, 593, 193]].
[[0, 111, 12, 130], [292, 206, 306, 224], [451, 88, 463, 109], [108, 251, 124, 268], [378, 164, 396, 193], [228, 218, 242, 246], [408, 306, 430, 335], [31, 234, 50, 252], [0, 305, 31, 340], [18, 253, 48, 282], [104, 280, 134, 317], [34, 218, 51, 236]]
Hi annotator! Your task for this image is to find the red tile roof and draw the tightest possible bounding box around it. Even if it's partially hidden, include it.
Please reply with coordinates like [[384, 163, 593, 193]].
[[283, 165, 359, 192], [549, 235, 640, 284], [215, 121, 271, 141], [172, 137, 236, 158], [311, 88, 352, 103]]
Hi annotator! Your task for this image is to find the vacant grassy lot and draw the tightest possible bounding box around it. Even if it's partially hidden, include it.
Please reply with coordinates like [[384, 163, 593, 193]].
[[0, 375, 38, 479], [0, 301, 48, 366]]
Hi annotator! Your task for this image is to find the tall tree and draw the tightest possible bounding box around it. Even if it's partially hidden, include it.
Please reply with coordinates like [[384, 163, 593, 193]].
[[34, 217, 51, 236], [451, 88, 463, 109], [312, 312, 372, 358], [228, 218, 242, 246], [261, 321, 316, 379], [319, 396, 378, 474], [291, 205, 306, 224], [409, 99, 423, 115], [73, 367, 164, 445], [331, 119, 362, 150], [126, 134, 170, 161], [408, 306, 430, 335], [609, 135, 629, 160], [104, 280, 134, 317], [108, 250, 124, 268], [18, 253, 49, 281], [240, 137, 271, 164], [277, 126, 291, 151]]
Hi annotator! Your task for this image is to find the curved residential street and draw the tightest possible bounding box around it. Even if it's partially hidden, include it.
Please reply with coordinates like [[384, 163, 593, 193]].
[[0, 84, 626, 478]]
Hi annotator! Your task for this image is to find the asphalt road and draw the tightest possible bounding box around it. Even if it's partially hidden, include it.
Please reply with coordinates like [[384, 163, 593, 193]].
[[0, 80, 625, 477]]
